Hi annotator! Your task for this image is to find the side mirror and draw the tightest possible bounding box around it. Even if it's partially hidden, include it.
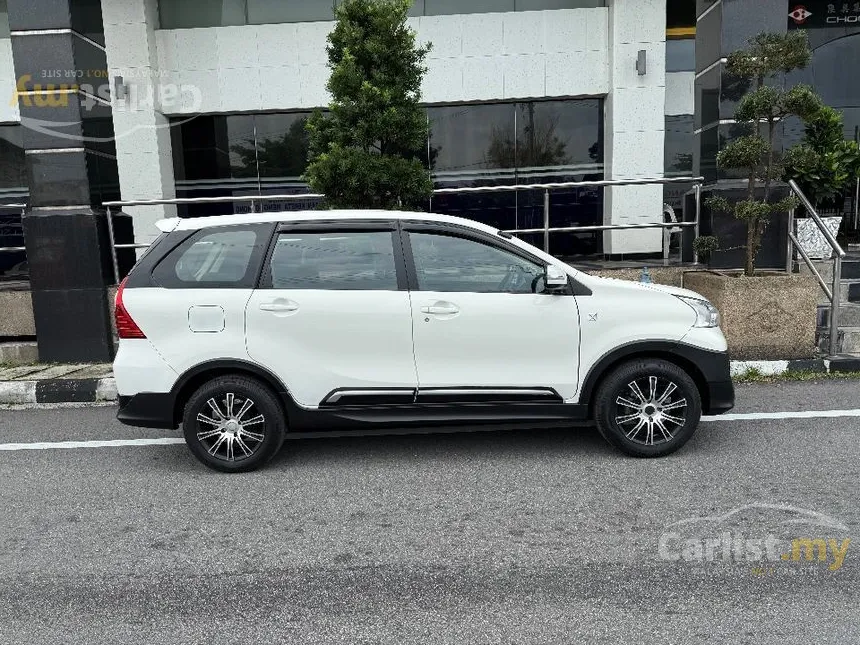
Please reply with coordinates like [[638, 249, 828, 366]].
[[545, 265, 568, 290]]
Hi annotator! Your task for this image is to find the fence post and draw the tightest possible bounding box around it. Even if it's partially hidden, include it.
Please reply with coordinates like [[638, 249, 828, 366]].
[[830, 254, 842, 356], [543, 189, 550, 253], [785, 207, 795, 274], [693, 183, 701, 264], [105, 206, 120, 285]]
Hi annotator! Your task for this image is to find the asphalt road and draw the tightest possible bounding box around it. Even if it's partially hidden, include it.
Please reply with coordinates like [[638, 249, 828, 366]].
[[0, 379, 859, 644]]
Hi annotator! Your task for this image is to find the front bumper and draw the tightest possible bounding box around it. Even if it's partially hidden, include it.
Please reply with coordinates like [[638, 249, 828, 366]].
[[673, 344, 734, 415], [117, 393, 178, 429]]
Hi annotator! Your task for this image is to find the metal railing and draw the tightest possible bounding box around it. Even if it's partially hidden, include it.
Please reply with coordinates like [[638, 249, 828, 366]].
[[787, 179, 846, 357], [103, 176, 704, 285], [0, 204, 28, 254]]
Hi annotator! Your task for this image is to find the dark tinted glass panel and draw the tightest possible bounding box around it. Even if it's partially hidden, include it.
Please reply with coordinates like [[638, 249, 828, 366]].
[[695, 65, 720, 129], [0, 0, 10, 38], [667, 0, 695, 28], [665, 115, 694, 177], [0, 205, 25, 282], [0, 125, 26, 191], [425, 0, 514, 14], [515, 100, 602, 178], [270, 231, 397, 290], [154, 227, 262, 287], [248, 0, 335, 24], [697, 125, 719, 182], [696, 2, 721, 73], [254, 112, 311, 181], [666, 38, 695, 72], [515, 0, 605, 8], [172, 115, 257, 182], [409, 232, 543, 293], [428, 103, 516, 180], [159, 0, 246, 28]]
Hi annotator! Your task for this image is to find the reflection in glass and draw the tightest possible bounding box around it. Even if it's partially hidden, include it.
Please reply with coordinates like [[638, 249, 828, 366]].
[[666, 39, 695, 72], [664, 115, 694, 177]]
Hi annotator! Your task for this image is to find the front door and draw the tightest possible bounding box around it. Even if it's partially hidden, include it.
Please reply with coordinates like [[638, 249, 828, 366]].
[[402, 227, 582, 401], [245, 225, 417, 408]]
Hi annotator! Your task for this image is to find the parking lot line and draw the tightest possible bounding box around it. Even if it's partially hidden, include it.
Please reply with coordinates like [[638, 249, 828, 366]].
[[701, 409, 860, 422], [2, 408, 860, 451], [0, 438, 185, 451]]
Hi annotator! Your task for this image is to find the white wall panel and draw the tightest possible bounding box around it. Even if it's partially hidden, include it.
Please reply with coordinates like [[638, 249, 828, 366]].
[[158, 9, 611, 112]]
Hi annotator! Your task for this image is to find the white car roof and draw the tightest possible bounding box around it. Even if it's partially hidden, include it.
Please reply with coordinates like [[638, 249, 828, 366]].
[[155, 209, 501, 236]]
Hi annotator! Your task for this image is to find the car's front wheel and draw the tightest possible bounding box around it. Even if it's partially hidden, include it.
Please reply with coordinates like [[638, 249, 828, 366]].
[[182, 375, 285, 472], [594, 359, 702, 457]]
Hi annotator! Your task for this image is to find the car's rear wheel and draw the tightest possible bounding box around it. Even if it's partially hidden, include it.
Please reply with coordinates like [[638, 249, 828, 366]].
[[594, 359, 702, 457], [182, 375, 285, 472]]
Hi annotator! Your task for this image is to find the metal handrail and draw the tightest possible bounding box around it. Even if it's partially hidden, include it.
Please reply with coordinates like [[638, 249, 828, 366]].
[[103, 176, 705, 284], [786, 179, 844, 356]]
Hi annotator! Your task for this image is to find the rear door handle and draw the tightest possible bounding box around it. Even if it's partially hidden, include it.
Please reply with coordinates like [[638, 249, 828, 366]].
[[259, 301, 299, 312], [421, 303, 459, 315]]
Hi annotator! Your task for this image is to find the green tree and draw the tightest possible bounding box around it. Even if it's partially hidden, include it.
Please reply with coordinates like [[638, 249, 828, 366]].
[[707, 32, 823, 276], [304, 0, 432, 209], [783, 105, 860, 211]]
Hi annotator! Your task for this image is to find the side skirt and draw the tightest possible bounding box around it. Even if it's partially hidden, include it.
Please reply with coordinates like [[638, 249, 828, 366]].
[[283, 399, 590, 433]]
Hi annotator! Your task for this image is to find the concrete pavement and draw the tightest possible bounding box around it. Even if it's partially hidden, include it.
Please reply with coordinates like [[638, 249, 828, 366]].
[[0, 380, 858, 644]]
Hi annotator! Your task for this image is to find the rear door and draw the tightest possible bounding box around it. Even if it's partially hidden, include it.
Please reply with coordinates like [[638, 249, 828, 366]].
[[245, 221, 418, 408]]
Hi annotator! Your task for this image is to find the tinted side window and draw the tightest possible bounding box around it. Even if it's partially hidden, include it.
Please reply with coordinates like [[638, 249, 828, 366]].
[[408, 232, 545, 294], [153, 225, 269, 289], [268, 231, 398, 291]]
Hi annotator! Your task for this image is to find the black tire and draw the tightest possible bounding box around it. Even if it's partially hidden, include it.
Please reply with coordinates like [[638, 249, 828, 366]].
[[182, 375, 286, 473], [594, 359, 702, 458]]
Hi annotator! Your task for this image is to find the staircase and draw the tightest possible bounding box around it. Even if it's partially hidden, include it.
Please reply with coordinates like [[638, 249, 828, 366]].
[[800, 249, 860, 357]]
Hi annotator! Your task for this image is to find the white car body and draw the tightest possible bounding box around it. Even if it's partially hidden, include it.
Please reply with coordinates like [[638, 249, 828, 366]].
[[113, 209, 733, 469]]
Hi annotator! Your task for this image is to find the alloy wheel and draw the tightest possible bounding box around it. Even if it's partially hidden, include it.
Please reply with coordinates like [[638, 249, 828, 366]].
[[613, 376, 688, 445], [195, 392, 266, 462]]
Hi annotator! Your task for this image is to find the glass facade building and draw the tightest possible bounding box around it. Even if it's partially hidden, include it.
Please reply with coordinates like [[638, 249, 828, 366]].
[[170, 98, 605, 256]]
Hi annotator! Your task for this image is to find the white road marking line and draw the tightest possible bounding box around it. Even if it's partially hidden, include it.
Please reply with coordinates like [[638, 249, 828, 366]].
[[0, 437, 185, 451], [702, 409, 860, 422], [2, 409, 860, 451]]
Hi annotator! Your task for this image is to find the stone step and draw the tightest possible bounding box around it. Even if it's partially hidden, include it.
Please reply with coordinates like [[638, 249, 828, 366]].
[[799, 258, 860, 283], [817, 327, 860, 355], [818, 303, 860, 328]]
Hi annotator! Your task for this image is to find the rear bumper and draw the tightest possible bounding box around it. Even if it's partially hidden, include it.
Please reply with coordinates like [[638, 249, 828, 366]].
[[117, 393, 177, 429]]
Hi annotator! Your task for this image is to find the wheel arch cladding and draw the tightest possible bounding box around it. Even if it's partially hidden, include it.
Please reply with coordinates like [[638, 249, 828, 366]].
[[581, 343, 710, 414], [172, 360, 290, 427]]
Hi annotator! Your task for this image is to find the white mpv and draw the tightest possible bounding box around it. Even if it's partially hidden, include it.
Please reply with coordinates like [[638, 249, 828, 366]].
[[114, 210, 734, 472]]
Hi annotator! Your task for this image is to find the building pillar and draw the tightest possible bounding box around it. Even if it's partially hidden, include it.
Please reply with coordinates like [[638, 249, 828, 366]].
[[604, 0, 667, 255], [101, 0, 176, 246], [8, 0, 118, 362]]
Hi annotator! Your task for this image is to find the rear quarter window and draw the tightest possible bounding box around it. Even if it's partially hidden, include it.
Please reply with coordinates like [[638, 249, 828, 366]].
[[152, 224, 273, 289]]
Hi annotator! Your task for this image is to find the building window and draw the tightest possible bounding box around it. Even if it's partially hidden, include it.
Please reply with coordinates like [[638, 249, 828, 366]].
[[170, 98, 604, 256], [666, 38, 695, 72], [159, 0, 605, 29]]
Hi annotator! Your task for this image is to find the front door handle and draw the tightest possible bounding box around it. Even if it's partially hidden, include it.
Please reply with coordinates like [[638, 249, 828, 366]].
[[421, 302, 460, 315], [259, 301, 299, 313]]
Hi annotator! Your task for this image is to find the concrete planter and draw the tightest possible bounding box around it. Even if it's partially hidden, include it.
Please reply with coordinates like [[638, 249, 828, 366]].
[[683, 271, 818, 360]]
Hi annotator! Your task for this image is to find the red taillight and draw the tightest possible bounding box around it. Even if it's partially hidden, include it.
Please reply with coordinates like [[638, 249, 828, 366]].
[[115, 277, 146, 339]]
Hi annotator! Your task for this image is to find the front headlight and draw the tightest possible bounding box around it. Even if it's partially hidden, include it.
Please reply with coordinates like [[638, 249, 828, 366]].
[[676, 296, 721, 328]]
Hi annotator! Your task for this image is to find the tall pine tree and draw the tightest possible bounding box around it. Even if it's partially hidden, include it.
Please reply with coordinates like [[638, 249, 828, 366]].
[[304, 0, 432, 209]]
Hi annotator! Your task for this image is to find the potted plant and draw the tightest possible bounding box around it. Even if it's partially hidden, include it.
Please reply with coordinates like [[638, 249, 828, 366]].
[[686, 32, 822, 360], [784, 105, 860, 259]]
